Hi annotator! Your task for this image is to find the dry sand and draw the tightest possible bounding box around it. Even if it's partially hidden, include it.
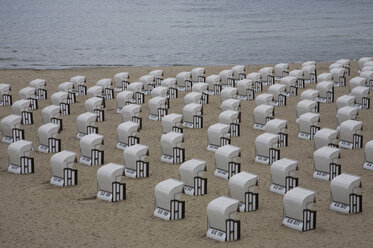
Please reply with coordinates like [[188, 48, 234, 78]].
[[0, 61, 372, 248]]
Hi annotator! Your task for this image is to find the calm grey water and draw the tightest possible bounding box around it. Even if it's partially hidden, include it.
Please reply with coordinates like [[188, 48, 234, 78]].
[[1, 0, 373, 69]]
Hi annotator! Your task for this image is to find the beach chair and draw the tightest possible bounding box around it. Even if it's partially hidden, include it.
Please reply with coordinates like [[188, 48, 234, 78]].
[[205, 74, 221, 95], [297, 113, 320, 140], [116, 91, 135, 112], [37, 123, 61, 153], [123, 144, 149, 178], [114, 72, 130, 91], [358, 57, 373, 72], [192, 83, 209, 103], [302, 61, 316, 67], [264, 119, 288, 147], [70, 75, 87, 95], [338, 120, 363, 149], [336, 106, 358, 126], [116, 121, 140, 150], [50, 150, 77, 186], [313, 146, 341, 181], [57, 82, 76, 103], [84, 97, 105, 121], [191, 67, 205, 83], [296, 100, 319, 121], [289, 69, 305, 89], [336, 59, 350, 75], [349, 77, 367, 92], [359, 71, 373, 90], [302, 65, 317, 84], [300, 89, 319, 101], [207, 123, 230, 152], [214, 145, 241, 179], [79, 133, 104, 166], [350, 86, 370, 109], [149, 69, 164, 85], [274, 63, 289, 80], [330, 68, 346, 87], [317, 72, 333, 83], [219, 110, 240, 137], [151, 86, 168, 99], [96, 79, 114, 99], [330, 173, 362, 214], [160, 132, 185, 163], [184, 92, 204, 105], [176, 72, 192, 91], [229, 172, 258, 211], [183, 103, 203, 129], [41, 105, 62, 131], [232, 65, 246, 80], [127, 82, 145, 103], [51, 91, 70, 115], [253, 104, 274, 130], [316, 81, 334, 103], [162, 113, 183, 134], [220, 87, 237, 103], [97, 163, 125, 202], [161, 78, 178, 98], [207, 196, 240, 242], [363, 140, 373, 170], [221, 99, 241, 112], [236, 79, 254, 100], [314, 128, 339, 150], [19, 87, 38, 110], [255, 133, 280, 164], [0, 83, 12, 106], [283, 187, 316, 231], [1, 115, 24, 143], [268, 84, 287, 106], [76, 112, 98, 139], [219, 70, 235, 87], [280, 76, 299, 96], [87, 85, 104, 98], [246, 72, 262, 91], [154, 179, 185, 220], [139, 75, 155, 94], [179, 159, 207, 196], [29, 78, 47, 99], [255, 93, 274, 106], [12, 99, 33, 124], [148, 96, 168, 121], [270, 158, 298, 195], [8, 140, 34, 174], [259, 67, 274, 86], [336, 95, 356, 110], [120, 104, 142, 128]]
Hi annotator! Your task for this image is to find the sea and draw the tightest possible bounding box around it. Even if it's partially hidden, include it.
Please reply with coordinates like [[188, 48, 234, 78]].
[[1, 0, 373, 69]]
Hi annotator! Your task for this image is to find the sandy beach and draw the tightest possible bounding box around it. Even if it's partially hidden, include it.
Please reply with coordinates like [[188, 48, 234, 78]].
[[1, 61, 372, 248]]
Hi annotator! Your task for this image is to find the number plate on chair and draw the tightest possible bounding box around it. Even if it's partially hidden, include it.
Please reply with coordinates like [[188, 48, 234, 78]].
[[270, 184, 286, 195], [8, 164, 21, 174], [363, 162, 373, 170], [154, 208, 171, 220], [283, 217, 303, 231], [97, 191, 112, 201], [214, 169, 229, 179], [207, 228, 226, 242], [125, 168, 137, 178], [50, 176, 64, 186], [313, 170, 330, 181], [38, 145, 49, 153], [79, 156, 92, 166]]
